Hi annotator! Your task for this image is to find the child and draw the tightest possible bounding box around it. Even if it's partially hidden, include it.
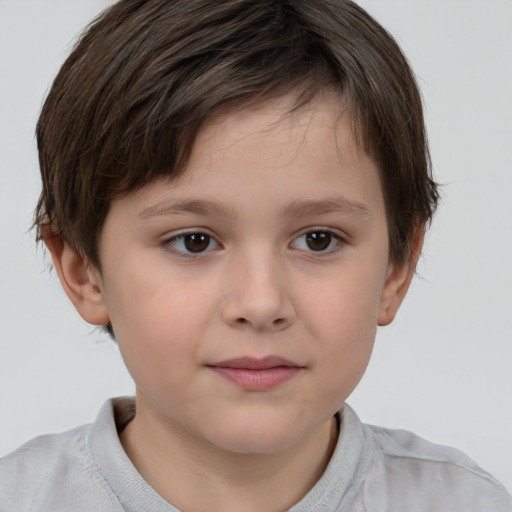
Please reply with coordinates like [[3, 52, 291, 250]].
[[0, 0, 510, 510]]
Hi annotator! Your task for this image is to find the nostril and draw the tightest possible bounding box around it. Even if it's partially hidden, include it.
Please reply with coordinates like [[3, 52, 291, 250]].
[[233, 317, 287, 329]]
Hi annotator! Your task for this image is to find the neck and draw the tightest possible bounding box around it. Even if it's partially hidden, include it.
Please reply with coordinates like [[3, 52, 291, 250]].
[[120, 392, 339, 512]]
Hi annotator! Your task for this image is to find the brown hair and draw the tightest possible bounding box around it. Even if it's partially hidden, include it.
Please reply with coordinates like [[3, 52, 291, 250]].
[[35, 0, 438, 269]]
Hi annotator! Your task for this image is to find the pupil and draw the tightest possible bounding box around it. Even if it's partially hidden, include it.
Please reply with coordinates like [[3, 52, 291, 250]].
[[184, 233, 210, 252], [306, 232, 331, 251]]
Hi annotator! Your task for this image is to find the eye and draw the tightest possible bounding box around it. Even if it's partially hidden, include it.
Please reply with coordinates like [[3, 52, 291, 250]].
[[291, 230, 344, 253], [164, 232, 220, 255]]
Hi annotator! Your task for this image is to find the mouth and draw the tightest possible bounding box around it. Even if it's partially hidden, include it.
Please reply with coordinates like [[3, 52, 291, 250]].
[[207, 356, 303, 391]]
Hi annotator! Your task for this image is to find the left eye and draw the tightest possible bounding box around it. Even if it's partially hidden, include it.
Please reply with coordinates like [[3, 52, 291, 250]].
[[291, 230, 342, 252], [165, 233, 220, 254]]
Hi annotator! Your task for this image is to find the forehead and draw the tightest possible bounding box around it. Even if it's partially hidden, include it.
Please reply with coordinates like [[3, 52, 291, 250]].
[[195, 91, 360, 164], [177, 91, 369, 180]]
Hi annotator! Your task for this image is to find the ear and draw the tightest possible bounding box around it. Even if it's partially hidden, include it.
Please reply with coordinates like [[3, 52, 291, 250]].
[[377, 227, 424, 326], [41, 226, 110, 326]]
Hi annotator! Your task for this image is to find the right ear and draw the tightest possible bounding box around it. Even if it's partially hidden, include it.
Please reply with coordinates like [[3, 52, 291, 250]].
[[41, 226, 110, 326]]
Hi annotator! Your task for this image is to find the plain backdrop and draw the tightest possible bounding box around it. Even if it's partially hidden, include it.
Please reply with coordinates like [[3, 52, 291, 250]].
[[1, 0, 511, 492]]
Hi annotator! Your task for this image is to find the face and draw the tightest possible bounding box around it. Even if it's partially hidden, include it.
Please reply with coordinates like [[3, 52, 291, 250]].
[[90, 93, 408, 454]]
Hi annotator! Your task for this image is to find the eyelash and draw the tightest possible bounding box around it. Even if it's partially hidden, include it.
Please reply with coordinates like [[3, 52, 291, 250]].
[[161, 228, 346, 257]]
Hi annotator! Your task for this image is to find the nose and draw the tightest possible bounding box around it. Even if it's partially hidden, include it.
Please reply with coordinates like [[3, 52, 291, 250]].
[[221, 250, 296, 332]]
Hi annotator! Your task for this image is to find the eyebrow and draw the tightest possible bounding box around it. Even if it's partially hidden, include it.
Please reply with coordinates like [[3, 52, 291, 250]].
[[139, 196, 370, 221], [139, 199, 236, 220], [282, 197, 371, 219]]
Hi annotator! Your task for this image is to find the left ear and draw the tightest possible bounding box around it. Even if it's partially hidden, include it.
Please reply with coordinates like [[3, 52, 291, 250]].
[[377, 227, 424, 326]]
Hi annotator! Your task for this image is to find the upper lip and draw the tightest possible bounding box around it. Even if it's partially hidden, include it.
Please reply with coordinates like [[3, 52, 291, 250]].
[[208, 356, 301, 370]]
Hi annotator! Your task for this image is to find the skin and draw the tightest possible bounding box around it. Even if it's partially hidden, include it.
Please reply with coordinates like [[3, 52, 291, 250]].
[[44, 92, 421, 512]]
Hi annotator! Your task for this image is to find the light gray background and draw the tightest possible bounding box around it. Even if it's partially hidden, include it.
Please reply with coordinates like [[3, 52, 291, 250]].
[[1, 0, 511, 491]]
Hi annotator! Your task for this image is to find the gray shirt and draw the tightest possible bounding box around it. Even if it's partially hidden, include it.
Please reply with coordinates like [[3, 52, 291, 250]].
[[0, 397, 510, 511]]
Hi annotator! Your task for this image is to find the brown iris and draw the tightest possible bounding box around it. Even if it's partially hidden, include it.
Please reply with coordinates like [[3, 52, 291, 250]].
[[305, 232, 332, 251], [183, 233, 210, 252]]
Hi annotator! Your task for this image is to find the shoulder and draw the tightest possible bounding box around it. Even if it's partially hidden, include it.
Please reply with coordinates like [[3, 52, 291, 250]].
[[0, 419, 122, 511], [363, 421, 512, 511]]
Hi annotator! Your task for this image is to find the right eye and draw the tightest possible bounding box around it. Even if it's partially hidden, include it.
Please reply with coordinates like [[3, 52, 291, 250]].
[[164, 232, 220, 255]]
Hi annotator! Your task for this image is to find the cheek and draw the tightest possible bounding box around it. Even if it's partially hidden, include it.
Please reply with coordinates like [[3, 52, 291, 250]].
[[296, 263, 383, 395], [299, 259, 384, 340], [103, 266, 218, 387], [310, 297, 376, 410]]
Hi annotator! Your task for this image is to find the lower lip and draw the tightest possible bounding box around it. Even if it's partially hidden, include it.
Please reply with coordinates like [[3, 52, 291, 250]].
[[210, 366, 301, 391]]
